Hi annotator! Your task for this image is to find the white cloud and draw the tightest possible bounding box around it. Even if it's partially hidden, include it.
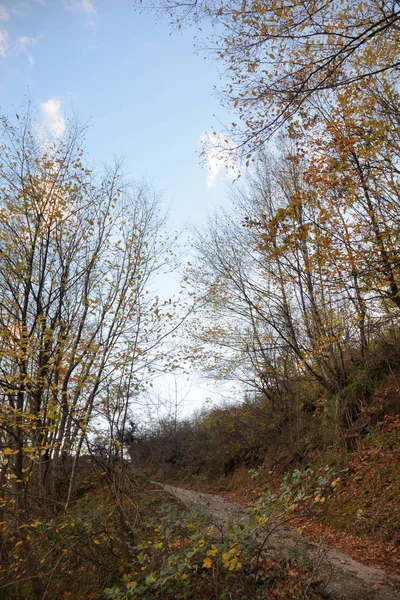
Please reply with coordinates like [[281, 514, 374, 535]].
[[41, 98, 66, 138], [80, 0, 96, 16], [200, 132, 240, 188], [17, 35, 36, 52], [2, 2, 31, 20], [0, 5, 9, 21], [0, 4, 38, 61], [0, 28, 8, 57], [65, 0, 96, 17], [16, 35, 37, 65]]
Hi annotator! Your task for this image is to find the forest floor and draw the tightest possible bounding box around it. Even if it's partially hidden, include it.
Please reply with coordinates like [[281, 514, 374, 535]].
[[159, 483, 400, 600]]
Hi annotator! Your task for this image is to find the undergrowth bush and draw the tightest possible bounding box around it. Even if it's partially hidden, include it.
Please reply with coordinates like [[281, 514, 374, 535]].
[[0, 464, 319, 600], [103, 485, 317, 599]]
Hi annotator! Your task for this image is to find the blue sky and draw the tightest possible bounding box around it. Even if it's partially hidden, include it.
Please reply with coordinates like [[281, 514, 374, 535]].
[[0, 0, 240, 412], [0, 0, 237, 226]]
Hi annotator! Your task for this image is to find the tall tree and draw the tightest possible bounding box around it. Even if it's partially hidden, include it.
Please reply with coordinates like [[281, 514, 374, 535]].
[[0, 109, 180, 520], [141, 0, 400, 155]]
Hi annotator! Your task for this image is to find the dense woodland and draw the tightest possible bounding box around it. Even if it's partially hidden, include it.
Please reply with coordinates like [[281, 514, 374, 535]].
[[1, 1, 400, 598]]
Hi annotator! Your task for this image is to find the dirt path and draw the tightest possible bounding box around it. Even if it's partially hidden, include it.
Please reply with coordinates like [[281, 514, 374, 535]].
[[159, 483, 400, 600]]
